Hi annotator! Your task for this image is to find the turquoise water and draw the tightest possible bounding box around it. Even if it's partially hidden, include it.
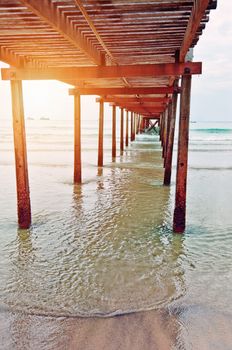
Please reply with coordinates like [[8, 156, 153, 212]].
[[0, 119, 232, 347]]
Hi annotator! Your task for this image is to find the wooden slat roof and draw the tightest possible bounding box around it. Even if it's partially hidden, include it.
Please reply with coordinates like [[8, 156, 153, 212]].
[[0, 0, 217, 116]]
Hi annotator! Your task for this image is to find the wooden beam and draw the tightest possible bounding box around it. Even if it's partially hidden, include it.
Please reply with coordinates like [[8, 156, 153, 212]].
[[173, 75, 192, 233], [19, 0, 101, 65], [112, 105, 116, 159], [2, 62, 202, 80], [74, 94, 82, 183], [98, 100, 104, 167], [70, 87, 177, 96], [180, 1, 212, 61], [96, 97, 170, 103], [74, 0, 115, 65], [10, 80, 31, 229]]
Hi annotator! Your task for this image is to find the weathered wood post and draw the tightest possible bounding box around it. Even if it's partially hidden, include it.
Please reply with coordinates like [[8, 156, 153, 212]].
[[112, 104, 116, 159], [164, 101, 172, 166], [120, 107, 124, 154], [131, 112, 135, 141], [160, 112, 164, 146], [134, 113, 138, 137], [136, 114, 140, 134], [74, 94, 82, 183], [173, 74, 192, 233], [11, 80, 31, 229], [125, 109, 129, 147], [164, 91, 178, 185], [98, 99, 104, 167], [162, 109, 168, 159]]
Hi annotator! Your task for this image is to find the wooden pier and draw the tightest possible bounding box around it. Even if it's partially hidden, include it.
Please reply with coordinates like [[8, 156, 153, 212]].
[[0, 0, 217, 232]]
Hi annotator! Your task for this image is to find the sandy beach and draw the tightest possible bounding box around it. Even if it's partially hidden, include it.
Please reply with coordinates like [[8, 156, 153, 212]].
[[1, 305, 232, 350]]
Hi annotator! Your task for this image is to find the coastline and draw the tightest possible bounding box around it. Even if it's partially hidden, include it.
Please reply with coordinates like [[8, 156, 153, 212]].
[[1, 304, 232, 349]]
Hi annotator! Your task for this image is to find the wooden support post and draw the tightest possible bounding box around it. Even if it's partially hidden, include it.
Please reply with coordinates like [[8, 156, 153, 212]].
[[11, 80, 31, 229], [173, 75, 192, 233], [131, 112, 135, 141], [162, 109, 168, 159], [125, 110, 129, 147], [136, 114, 140, 134], [98, 99, 104, 167], [164, 102, 172, 166], [112, 105, 116, 159], [164, 91, 178, 186], [74, 94, 82, 183], [160, 113, 164, 143], [120, 108, 124, 154], [134, 114, 137, 136]]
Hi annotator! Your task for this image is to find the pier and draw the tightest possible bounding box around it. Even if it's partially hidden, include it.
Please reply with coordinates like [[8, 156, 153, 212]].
[[0, 0, 217, 233]]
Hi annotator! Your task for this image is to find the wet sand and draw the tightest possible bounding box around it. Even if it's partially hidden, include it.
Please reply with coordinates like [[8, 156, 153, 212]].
[[1, 305, 232, 350]]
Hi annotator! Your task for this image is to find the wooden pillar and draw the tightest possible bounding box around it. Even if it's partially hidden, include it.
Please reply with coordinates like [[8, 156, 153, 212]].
[[134, 113, 138, 136], [162, 109, 168, 159], [160, 113, 164, 143], [136, 114, 140, 134], [173, 75, 192, 233], [120, 107, 124, 154], [164, 102, 172, 166], [131, 112, 135, 141], [11, 80, 31, 229], [74, 94, 81, 183], [125, 110, 129, 147], [98, 99, 104, 167], [112, 105, 116, 159], [164, 91, 178, 186]]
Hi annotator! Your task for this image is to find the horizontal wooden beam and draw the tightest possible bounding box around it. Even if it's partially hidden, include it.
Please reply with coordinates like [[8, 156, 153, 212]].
[[69, 86, 178, 96], [110, 103, 164, 111], [96, 97, 170, 103], [1, 62, 202, 81], [109, 102, 165, 108]]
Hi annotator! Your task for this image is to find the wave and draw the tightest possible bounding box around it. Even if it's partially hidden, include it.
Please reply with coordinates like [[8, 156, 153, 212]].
[[192, 128, 232, 134]]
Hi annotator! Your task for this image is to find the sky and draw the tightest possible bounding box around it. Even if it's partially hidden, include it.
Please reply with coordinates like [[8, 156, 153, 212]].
[[0, 0, 231, 122]]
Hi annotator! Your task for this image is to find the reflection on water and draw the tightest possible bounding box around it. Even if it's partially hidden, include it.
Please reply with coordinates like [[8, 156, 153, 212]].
[[1, 120, 232, 349], [0, 135, 186, 317]]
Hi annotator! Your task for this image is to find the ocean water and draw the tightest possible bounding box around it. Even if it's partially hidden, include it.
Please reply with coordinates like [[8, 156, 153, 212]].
[[0, 118, 232, 348]]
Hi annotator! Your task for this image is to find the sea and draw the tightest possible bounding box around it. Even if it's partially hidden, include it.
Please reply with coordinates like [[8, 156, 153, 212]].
[[0, 117, 232, 349]]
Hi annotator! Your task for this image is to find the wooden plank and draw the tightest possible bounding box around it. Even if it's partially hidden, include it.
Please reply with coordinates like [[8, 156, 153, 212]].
[[112, 105, 116, 159], [19, 0, 101, 65], [74, 94, 82, 183], [180, 1, 212, 61], [173, 75, 192, 233], [10, 80, 31, 229], [2, 62, 202, 80], [98, 99, 104, 167]]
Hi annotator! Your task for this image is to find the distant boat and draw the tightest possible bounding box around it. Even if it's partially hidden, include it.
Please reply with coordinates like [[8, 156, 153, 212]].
[[27, 117, 34, 120], [40, 117, 50, 120], [191, 121, 197, 123]]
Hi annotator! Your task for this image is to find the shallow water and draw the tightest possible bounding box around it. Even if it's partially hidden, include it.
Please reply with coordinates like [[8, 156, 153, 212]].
[[0, 119, 232, 347]]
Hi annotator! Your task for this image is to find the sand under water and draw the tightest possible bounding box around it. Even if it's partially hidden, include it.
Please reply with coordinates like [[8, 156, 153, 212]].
[[0, 119, 232, 349]]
